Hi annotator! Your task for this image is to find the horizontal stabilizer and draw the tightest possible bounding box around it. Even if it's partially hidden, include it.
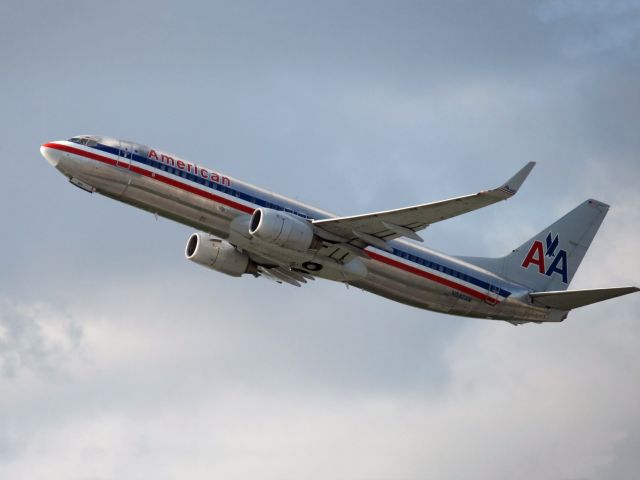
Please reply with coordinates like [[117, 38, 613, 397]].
[[530, 286, 639, 310]]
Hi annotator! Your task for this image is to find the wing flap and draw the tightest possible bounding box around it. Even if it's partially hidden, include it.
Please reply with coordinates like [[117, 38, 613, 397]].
[[257, 265, 316, 287]]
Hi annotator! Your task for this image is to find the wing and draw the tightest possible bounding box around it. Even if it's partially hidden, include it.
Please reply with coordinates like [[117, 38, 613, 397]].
[[313, 162, 535, 250]]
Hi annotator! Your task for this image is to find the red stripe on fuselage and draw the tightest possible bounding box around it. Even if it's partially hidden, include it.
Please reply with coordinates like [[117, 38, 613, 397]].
[[45, 143, 255, 214], [365, 250, 499, 304], [48, 142, 501, 305], [44, 142, 118, 166]]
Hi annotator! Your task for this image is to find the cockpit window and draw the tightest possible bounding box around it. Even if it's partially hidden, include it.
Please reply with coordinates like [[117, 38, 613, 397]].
[[68, 136, 99, 147]]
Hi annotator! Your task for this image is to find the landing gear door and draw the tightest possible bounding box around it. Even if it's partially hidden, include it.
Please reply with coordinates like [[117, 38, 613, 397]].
[[115, 141, 134, 196], [117, 141, 132, 169], [485, 283, 500, 306]]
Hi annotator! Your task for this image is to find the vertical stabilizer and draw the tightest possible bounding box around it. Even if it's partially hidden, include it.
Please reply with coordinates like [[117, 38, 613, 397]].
[[460, 199, 609, 291]]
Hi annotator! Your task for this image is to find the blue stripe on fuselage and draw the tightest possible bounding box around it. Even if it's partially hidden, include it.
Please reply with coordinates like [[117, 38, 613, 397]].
[[391, 248, 511, 298], [93, 143, 317, 220], [94, 142, 511, 299]]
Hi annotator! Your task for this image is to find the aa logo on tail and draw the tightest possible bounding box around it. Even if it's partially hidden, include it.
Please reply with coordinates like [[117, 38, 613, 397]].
[[521, 232, 568, 284]]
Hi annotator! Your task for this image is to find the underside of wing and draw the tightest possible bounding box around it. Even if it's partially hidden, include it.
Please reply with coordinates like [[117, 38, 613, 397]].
[[312, 162, 535, 249], [242, 249, 317, 287]]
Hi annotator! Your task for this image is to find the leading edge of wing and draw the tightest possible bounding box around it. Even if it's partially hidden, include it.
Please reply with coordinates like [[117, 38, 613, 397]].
[[312, 162, 536, 240]]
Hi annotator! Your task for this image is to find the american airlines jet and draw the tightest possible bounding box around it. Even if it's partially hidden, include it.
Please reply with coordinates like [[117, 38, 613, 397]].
[[41, 135, 638, 325]]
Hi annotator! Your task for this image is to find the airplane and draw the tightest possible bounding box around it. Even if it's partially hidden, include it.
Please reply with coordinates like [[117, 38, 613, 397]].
[[40, 135, 638, 325]]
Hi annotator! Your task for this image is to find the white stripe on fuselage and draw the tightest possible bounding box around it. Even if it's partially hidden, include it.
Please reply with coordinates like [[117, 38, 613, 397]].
[[66, 140, 512, 304], [67, 141, 259, 214], [366, 247, 507, 301]]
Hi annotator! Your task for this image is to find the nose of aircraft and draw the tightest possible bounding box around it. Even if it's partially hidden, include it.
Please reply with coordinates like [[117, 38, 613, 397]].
[[40, 142, 61, 167]]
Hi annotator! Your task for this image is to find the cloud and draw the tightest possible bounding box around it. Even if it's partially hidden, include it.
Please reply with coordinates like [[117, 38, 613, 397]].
[[538, 0, 640, 56], [1, 0, 639, 478], [0, 277, 638, 479], [0, 299, 83, 380]]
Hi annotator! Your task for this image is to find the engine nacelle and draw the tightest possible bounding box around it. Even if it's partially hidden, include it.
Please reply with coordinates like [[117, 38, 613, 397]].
[[248, 208, 315, 251], [185, 233, 256, 277]]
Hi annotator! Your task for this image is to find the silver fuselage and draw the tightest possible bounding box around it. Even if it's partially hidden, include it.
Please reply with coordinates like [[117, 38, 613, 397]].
[[41, 136, 558, 323]]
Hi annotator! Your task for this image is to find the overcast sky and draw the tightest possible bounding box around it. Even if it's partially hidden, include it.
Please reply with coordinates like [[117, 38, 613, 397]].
[[2, 1, 640, 479]]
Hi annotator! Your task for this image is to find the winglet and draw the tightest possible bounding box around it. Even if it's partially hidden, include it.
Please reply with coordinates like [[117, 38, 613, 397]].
[[498, 161, 536, 196]]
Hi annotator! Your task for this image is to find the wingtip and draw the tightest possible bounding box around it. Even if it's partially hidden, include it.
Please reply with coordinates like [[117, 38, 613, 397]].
[[500, 161, 536, 195]]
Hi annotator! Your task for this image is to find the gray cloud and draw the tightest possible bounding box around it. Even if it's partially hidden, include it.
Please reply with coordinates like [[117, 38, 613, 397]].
[[0, 300, 83, 379], [1, 0, 639, 478], [0, 279, 638, 479]]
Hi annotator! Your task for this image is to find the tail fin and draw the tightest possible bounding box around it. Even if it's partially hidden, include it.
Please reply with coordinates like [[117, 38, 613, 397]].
[[460, 199, 609, 291]]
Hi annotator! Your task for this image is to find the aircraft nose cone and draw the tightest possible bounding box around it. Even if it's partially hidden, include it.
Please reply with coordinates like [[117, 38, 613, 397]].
[[40, 142, 60, 167]]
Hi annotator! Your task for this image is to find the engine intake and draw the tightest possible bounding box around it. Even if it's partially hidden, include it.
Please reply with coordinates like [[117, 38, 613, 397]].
[[248, 208, 315, 251], [185, 233, 256, 277]]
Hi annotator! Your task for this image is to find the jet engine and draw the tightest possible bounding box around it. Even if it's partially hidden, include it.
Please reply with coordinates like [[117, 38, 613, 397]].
[[248, 208, 317, 251], [185, 233, 256, 277]]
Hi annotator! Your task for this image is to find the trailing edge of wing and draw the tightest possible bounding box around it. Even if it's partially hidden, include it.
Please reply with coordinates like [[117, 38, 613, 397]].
[[530, 286, 640, 310], [313, 162, 535, 245], [257, 265, 315, 287]]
